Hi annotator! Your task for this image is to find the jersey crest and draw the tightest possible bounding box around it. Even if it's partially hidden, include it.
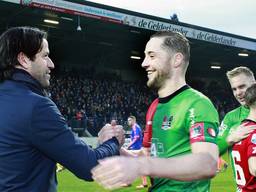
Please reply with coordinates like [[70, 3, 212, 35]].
[[161, 115, 173, 130]]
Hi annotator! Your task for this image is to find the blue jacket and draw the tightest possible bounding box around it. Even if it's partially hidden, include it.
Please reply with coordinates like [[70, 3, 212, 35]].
[[0, 69, 120, 192]]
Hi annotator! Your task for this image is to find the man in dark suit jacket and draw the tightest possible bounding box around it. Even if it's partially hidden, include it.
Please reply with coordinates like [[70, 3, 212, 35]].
[[0, 26, 124, 192]]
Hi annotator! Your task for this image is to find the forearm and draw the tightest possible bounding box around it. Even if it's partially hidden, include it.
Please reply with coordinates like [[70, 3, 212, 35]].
[[120, 147, 138, 157], [95, 137, 120, 159], [139, 153, 217, 181], [217, 137, 230, 155], [248, 157, 256, 176]]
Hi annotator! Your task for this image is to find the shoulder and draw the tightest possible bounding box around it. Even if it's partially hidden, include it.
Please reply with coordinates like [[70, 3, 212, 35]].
[[32, 96, 60, 116], [225, 106, 244, 116], [185, 88, 216, 109]]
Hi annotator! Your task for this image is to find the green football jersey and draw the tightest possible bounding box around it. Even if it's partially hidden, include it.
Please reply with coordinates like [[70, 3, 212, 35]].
[[150, 85, 219, 192], [217, 106, 249, 155]]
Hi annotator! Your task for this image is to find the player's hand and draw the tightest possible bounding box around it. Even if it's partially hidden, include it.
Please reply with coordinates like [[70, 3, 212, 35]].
[[92, 156, 142, 190], [120, 147, 143, 157], [141, 147, 151, 156], [114, 125, 125, 146], [227, 124, 256, 145], [98, 124, 125, 145]]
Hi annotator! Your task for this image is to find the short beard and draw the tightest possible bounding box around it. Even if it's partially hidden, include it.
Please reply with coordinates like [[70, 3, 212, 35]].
[[147, 70, 170, 90]]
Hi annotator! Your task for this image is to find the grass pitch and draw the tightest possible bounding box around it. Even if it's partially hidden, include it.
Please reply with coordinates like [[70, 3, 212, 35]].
[[57, 153, 235, 192]]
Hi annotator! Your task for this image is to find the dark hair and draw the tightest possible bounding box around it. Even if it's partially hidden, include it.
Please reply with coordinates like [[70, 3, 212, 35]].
[[0, 26, 47, 82], [245, 83, 256, 107], [150, 31, 190, 66]]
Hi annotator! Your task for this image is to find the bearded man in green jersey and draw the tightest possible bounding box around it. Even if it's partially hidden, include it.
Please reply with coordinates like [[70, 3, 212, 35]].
[[217, 67, 256, 155], [92, 31, 219, 192]]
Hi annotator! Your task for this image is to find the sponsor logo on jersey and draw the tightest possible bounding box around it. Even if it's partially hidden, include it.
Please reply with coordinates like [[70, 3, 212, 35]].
[[207, 128, 216, 137], [251, 134, 256, 144], [189, 108, 195, 125], [161, 115, 173, 130]]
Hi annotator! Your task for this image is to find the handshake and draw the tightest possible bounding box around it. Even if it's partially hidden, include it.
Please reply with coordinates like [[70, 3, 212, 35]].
[[97, 122, 125, 146]]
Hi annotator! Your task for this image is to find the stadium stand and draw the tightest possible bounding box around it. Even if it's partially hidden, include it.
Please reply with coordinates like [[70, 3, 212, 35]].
[[49, 73, 237, 136]]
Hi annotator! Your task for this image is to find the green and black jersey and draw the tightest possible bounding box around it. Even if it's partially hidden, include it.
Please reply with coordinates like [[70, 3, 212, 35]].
[[217, 106, 249, 155], [150, 85, 219, 192]]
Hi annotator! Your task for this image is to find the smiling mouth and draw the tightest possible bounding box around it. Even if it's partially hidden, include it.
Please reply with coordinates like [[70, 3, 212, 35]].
[[147, 71, 154, 77], [238, 98, 244, 102]]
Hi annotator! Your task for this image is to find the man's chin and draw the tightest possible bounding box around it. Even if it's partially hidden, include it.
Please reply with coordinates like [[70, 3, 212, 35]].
[[239, 101, 246, 106], [147, 81, 159, 90], [41, 81, 50, 88]]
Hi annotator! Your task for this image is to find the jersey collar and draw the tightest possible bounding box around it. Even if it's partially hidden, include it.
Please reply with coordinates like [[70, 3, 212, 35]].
[[158, 85, 190, 104]]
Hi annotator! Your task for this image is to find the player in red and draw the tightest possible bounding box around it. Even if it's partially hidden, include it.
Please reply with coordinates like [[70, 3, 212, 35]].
[[230, 83, 256, 192]]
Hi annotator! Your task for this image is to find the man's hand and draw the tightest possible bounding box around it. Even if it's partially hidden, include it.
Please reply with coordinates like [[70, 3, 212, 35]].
[[114, 125, 125, 146], [92, 156, 143, 190], [227, 124, 256, 145], [98, 124, 125, 145]]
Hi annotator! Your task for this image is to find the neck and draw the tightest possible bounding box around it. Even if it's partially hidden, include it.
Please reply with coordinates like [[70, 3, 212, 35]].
[[158, 76, 186, 98], [247, 108, 256, 121]]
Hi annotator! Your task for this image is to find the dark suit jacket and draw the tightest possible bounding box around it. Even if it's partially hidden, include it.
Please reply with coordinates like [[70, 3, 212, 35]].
[[0, 69, 119, 192]]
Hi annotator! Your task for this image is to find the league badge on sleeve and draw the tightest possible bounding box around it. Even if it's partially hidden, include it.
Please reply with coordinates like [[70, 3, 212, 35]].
[[190, 123, 205, 143], [190, 122, 217, 144]]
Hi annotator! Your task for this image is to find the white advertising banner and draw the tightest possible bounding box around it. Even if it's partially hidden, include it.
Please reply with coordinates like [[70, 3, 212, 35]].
[[5, 0, 256, 50]]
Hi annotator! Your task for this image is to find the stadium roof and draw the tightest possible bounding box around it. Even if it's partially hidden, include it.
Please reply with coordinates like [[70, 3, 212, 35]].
[[0, 0, 256, 78]]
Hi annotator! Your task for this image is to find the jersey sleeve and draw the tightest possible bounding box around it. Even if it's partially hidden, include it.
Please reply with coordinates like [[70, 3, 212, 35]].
[[134, 126, 141, 138], [187, 99, 219, 145], [217, 114, 233, 155], [143, 98, 158, 148], [247, 132, 256, 158], [29, 97, 119, 181]]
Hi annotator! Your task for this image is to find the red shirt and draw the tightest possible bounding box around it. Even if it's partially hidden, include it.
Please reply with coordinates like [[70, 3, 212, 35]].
[[231, 120, 256, 192]]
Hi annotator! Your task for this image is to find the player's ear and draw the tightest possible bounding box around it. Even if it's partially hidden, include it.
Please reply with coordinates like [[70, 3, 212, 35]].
[[17, 52, 31, 69], [172, 52, 183, 68]]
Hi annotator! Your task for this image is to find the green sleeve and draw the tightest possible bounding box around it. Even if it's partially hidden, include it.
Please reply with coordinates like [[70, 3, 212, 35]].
[[217, 115, 231, 155], [186, 99, 219, 143]]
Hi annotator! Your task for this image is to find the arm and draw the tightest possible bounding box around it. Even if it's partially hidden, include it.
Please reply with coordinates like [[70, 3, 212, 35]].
[[217, 119, 232, 155], [217, 112, 256, 155], [248, 157, 256, 176], [120, 147, 139, 157], [29, 98, 121, 181], [226, 124, 256, 146], [247, 131, 256, 176], [92, 142, 218, 190], [141, 142, 218, 180]]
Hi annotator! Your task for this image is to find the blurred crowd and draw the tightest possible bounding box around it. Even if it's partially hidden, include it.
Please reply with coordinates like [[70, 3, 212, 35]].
[[49, 74, 155, 135], [48, 74, 238, 136]]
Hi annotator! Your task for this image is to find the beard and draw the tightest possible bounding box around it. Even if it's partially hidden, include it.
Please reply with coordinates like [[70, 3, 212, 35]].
[[147, 69, 171, 90]]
